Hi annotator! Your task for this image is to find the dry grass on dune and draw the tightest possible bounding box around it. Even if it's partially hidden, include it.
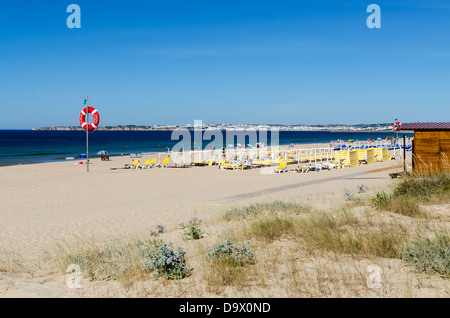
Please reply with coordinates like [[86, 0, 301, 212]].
[[0, 239, 35, 277], [48, 238, 151, 288], [0, 247, 28, 275], [46, 204, 448, 297], [371, 172, 450, 218], [4, 173, 450, 297], [200, 198, 449, 297], [240, 212, 408, 258]]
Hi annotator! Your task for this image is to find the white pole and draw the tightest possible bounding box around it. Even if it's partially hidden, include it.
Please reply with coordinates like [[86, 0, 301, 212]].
[[86, 96, 89, 172]]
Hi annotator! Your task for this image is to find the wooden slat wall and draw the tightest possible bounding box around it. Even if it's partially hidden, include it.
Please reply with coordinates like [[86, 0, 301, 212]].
[[441, 131, 450, 170], [413, 130, 450, 173]]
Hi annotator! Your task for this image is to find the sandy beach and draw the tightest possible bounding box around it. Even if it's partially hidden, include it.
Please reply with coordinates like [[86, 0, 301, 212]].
[[1, 143, 396, 256], [1, 144, 448, 298]]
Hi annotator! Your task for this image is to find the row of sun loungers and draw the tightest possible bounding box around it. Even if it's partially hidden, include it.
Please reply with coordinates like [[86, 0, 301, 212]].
[[125, 146, 392, 172], [125, 152, 369, 171], [125, 157, 170, 169], [125, 157, 343, 173], [216, 153, 347, 173]]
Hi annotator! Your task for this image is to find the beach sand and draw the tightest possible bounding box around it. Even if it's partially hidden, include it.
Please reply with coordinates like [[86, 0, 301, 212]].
[[1, 145, 447, 297], [0, 144, 398, 257]]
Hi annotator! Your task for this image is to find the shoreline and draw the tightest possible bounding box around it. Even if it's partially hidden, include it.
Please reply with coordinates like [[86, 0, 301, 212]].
[[0, 141, 334, 168], [30, 128, 404, 133], [0, 130, 413, 167]]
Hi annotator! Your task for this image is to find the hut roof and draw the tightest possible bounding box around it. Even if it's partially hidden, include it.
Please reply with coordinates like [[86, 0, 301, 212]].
[[399, 122, 450, 131]]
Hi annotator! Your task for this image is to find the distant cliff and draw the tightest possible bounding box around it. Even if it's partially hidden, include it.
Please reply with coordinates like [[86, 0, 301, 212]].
[[32, 125, 176, 131], [32, 123, 394, 132]]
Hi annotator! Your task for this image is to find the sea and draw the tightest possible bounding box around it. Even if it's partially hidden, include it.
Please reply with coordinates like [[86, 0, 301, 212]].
[[0, 130, 413, 167]]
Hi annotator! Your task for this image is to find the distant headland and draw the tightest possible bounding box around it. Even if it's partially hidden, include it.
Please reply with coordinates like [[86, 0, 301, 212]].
[[32, 123, 397, 132]]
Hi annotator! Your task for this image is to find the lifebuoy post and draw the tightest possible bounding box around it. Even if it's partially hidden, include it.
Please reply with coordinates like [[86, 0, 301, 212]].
[[79, 100, 100, 172], [85, 97, 89, 172], [392, 119, 403, 159]]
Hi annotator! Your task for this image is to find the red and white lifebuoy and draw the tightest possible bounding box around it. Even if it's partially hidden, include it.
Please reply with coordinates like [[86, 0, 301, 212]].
[[79, 107, 100, 131], [393, 121, 403, 131]]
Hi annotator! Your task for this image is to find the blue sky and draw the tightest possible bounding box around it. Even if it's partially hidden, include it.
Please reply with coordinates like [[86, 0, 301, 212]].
[[0, 0, 449, 128]]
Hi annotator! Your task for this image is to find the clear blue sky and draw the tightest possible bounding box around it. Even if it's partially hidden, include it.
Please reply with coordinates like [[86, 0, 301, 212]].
[[1, 0, 449, 128]]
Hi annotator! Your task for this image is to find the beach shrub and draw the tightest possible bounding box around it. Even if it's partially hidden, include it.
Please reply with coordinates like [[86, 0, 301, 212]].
[[394, 173, 450, 203], [180, 217, 205, 240], [206, 239, 254, 267], [372, 173, 450, 217], [234, 210, 408, 259], [345, 191, 357, 202], [204, 239, 255, 290], [223, 201, 309, 221], [150, 224, 165, 236], [143, 239, 191, 280], [59, 241, 151, 283], [371, 191, 424, 218], [401, 234, 450, 278], [0, 247, 27, 274], [156, 224, 165, 234], [358, 184, 367, 194], [294, 212, 406, 258], [247, 217, 296, 243], [57, 238, 190, 283], [371, 191, 390, 208], [224, 205, 262, 221], [260, 200, 307, 213]]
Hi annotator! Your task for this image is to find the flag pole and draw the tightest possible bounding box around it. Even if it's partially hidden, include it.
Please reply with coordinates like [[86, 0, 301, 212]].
[[86, 96, 89, 172]]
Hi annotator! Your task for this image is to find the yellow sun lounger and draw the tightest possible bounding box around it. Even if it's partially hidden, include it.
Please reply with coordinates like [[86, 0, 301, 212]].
[[138, 159, 152, 169], [219, 159, 243, 170], [294, 166, 310, 173], [148, 158, 158, 168], [129, 159, 140, 169], [192, 159, 206, 166], [273, 161, 288, 173], [272, 158, 283, 164], [160, 157, 170, 168], [251, 159, 271, 167]]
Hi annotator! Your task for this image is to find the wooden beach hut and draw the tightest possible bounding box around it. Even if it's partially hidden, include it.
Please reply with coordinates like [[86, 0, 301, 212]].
[[400, 122, 450, 174], [349, 150, 359, 167], [374, 147, 389, 162], [335, 150, 350, 167], [366, 148, 375, 165]]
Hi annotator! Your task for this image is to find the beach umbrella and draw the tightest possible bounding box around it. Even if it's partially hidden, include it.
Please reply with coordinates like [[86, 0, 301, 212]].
[[97, 150, 109, 156]]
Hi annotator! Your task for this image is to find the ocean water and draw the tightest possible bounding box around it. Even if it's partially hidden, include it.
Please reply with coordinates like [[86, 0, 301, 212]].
[[0, 130, 412, 166]]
